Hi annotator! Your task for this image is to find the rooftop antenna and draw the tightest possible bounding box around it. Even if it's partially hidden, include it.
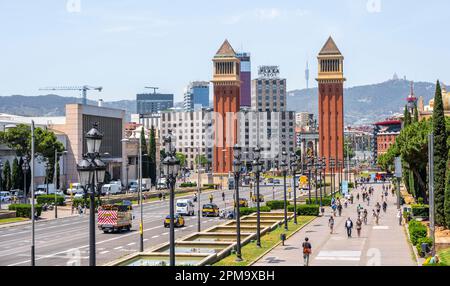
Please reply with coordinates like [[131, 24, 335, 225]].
[[145, 87, 159, 94]]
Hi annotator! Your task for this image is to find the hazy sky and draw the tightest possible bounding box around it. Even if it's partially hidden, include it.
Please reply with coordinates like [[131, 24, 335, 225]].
[[1, 0, 448, 102]]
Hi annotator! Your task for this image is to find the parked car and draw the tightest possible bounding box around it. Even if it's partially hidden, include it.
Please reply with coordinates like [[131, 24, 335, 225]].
[[66, 183, 84, 195], [0, 191, 12, 203]]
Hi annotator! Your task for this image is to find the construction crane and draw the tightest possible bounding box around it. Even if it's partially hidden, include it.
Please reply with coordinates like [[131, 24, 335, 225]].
[[39, 85, 103, 105], [144, 87, 159, 94]]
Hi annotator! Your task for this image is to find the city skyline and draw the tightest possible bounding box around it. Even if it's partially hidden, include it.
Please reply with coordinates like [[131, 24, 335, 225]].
[[1, 0, 449, 103]]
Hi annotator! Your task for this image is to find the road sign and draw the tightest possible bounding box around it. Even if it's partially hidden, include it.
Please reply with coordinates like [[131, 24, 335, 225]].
[[394, 157, 402, 178]]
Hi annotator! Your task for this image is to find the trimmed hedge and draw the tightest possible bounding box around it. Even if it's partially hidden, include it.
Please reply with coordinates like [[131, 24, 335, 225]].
[[288, 204, 320, 216], [306, 197, 332, 206], [408, 220, 428, 245], [72, 198, 101, 209], [266, 200, 289, 210], [411, 204, 429, 218], [8, 204, 43, 218], [203, 184, 218, 190], [239, 206, 271, 216], [180, 182, 197, 188], [37, 195, 65, 206]]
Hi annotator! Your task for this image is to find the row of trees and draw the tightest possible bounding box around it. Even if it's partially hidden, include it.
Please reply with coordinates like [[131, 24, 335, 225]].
[[378, 81, 450, 228], [0, 124, 65, 194]]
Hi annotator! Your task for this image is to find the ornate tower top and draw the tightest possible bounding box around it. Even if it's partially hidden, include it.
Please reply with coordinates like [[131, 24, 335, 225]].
[[212, 39, 240, 86], [317, 36, 345, 82]]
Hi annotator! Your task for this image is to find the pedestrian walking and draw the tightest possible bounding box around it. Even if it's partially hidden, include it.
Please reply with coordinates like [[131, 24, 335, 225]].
[[356, 218, 362, 237], [332, 203, 337, 217], [328, 216, 335, 234], [373, 210, 379, 225], [345, 218, 353, 238], [209, 193, 213, 203], [337, 203, 342, 217], [382, 201, 387, 213], [367, 196, 370, 206], [222, 192, 225, 201], [302, 237, 312, 266], [376, 202, 381, 215], [158, 193, 162, 201], [356, 193, 360, 201], [397, 209, 403, 226], [363, 209, 368, 225]]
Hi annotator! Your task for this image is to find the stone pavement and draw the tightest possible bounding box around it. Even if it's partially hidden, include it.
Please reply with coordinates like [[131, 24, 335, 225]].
[[254, 183, 417, 266]]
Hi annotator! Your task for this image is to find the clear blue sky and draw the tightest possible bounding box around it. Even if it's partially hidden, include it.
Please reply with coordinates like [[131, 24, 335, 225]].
[[0, 0, 448, 102]]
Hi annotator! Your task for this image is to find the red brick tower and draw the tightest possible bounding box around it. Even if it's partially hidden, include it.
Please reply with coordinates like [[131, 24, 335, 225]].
[[317, 37, 345, 171], [212, 40, 241, 174]]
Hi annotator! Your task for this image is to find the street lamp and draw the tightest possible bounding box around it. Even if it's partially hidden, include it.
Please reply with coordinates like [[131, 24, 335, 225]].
[[322, 156, 327, 197], [290, 153, 299, 224], [280, 151, 288, 231], [76, 123, 106, 267], [252, 147, 263, 247], [232, 145, 243, 261], [306, 156, 312, 204], [316, 158, 323, 213], [329, 158, 335, 198], [162, 130, 180, 267], [53, 150, 67, 218]]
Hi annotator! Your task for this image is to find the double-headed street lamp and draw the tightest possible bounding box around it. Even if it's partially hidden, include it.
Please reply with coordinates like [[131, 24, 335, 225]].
[[322, 156, 327, 197], [306, 156, 312, 204], [76, 123, 107, 267], [162, 130, 180, 267], [280, 151, 288, 231], [316, 157, 323, 211], [232, 145, 243, 261], [329, 158, 336, 198], [0, 160, 3, 210], [252, 147, 263, 247], [290, 153, 299, 224]]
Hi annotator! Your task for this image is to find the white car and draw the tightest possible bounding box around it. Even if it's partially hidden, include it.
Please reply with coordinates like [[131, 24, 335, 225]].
[[74, 193, 85, 199], [0, 191, 12, 203]]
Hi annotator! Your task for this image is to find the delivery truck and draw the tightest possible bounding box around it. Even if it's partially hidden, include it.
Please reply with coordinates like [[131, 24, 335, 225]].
[[97, 204, 133, 233]]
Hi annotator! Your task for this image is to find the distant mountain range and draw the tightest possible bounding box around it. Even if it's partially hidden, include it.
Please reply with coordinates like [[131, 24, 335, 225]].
[[287, 79, 437, 125], [0, 79, 439, 125]]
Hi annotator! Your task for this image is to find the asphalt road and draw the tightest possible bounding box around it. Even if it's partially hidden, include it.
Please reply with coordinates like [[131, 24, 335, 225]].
[[0, 183, 294, 266]]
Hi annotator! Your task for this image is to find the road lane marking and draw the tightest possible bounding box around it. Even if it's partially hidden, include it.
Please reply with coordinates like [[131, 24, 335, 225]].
[[152, 235, 159, 238], [373, 226, 389, 230], [127, 242, 136, 246], [100, 250, 109, 254], [114, 246, 123, 250]]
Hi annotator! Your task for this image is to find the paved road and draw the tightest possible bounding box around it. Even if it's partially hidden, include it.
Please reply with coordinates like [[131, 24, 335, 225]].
[[0, 183, 293, 266], [254, 183, 416, 266]]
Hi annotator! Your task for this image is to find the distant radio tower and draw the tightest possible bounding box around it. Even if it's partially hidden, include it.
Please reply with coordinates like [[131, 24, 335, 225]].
[[305, 61, 310, 89]]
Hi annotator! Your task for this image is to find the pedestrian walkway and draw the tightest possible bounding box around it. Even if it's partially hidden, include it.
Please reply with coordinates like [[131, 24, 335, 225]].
[[254, 183, 416, 266]]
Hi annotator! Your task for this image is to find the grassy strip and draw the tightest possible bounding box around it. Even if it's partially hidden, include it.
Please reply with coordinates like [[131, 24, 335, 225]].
[[0, 217, 29, 225], [213, 216, 315, 266], [438, 248, 450, 266]]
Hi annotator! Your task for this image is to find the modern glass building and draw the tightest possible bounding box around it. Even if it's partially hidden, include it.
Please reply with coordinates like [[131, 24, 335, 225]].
[[183, 81, 209, 111], [136, 93, 174, 114]]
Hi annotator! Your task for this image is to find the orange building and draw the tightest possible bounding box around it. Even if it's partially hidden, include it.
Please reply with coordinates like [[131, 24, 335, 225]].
[[374, 120, 402, 156], [317, 37, 345, 171], [212, 40, 241, 174]]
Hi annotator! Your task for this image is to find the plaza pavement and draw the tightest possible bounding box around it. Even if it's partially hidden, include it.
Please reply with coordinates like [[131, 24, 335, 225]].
[[254, 183, 417, 266]]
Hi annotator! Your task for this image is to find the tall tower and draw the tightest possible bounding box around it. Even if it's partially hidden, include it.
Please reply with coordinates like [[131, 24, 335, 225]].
[[317, 36, 345, 171], [305, 61, 310, 89], [406, 81, 417, 113], [212, 40, 241, 174]]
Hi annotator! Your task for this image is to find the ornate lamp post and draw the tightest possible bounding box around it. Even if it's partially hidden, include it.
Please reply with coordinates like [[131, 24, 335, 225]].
[[307, 156, 312, 204], [322, 156, 327, 197], [280, 151, 288, 231], [232, 145, 243, 261], [316, 157, 323, 212], [0, 160, 3, 210], [162, 130, 180, 266], [53, 150, 67, 218], [22, 158, 30, 204], [290, 153, 299, 224], [76, 123, 106, 267], [314, 156, 319, 203], [252, 147, 263, 247], [330, 158, 335, 198]]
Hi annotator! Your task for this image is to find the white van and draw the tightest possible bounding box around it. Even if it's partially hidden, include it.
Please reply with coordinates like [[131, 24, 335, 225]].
[[101, 184, 122, 195], [67, 183, 84, 195], [176, 199, 195, 216]]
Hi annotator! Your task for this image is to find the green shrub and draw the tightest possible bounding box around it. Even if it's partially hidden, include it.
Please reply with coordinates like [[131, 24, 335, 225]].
[[239, 206, 271, 216], [416, 237, 433, 257], [72, 198, 101, 209], [298, 204, 320, 216], [8, 204, 43, 218], [203, 184, 218, 190], [36, 195, 65, 206], [180, 182, 197, 188], [408, 220, 427, 245], [411, 204, 429, 218], [306, 197, 332, 206], [266, 200, 288, 210]]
